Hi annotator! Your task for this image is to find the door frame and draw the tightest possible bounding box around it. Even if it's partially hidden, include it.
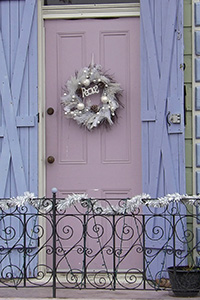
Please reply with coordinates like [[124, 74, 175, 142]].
[[37, 0, 140, 198], [37, 1, 140, 268]]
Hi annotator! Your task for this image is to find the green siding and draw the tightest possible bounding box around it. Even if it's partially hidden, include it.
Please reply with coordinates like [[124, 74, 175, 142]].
[[184, 0, 193, 195], [184, 0, 192, 26]]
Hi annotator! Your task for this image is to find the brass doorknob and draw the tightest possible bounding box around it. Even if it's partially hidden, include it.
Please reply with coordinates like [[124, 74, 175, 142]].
[[47, 156, 55, 164], [47, 107, 54, 115]]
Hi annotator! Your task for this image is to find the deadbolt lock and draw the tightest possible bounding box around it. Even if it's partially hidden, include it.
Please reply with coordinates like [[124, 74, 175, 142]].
[[47, 156, 55, 164], [47, 107, 54, 115]]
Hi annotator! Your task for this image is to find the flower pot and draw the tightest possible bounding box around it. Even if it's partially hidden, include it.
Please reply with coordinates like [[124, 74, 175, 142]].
[[167, 266, 200, 297]]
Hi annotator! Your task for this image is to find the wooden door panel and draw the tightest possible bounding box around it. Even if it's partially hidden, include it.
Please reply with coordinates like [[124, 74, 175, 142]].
[[60, 122, 87, 163], [45, 18, 141, 198], [45, 18, 141, 272]]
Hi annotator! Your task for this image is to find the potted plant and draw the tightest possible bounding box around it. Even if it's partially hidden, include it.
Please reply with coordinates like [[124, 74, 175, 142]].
[[167, 265, 200, 297]]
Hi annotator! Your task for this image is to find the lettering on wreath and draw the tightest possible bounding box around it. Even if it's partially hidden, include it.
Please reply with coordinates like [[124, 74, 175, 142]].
[[81, 85, 99, 98]]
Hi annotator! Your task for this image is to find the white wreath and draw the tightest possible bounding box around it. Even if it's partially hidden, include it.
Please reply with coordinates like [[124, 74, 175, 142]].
[[61, 64, 122, 130]]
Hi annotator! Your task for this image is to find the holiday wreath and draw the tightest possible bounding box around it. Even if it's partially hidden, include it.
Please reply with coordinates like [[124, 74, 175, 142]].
[[61, 64, 122, 130]]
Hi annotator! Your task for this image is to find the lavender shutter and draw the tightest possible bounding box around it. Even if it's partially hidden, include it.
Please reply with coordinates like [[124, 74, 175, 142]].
[[140, 0, 186, 278], [0, 0, 38, 278]]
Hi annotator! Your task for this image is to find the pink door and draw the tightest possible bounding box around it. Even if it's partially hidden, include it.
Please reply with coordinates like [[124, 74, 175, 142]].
[[45, 18, 142, 276], [45, 18, 141, 199]]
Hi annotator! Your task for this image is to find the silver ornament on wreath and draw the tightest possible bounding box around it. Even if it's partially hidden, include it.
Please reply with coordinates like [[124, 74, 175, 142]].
[[61, 63, 123, 130]]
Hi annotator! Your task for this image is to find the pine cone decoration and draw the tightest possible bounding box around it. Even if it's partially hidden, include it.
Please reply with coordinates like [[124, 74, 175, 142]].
[[90, 105, 99, 113]]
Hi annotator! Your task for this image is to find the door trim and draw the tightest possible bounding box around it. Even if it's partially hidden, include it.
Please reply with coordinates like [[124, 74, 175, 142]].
[[37, 0, 140, 270], [42, 3, 140, 19]]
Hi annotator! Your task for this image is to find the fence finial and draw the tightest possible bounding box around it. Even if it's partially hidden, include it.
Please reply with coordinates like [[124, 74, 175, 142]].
[[52, 187, 57, 194]]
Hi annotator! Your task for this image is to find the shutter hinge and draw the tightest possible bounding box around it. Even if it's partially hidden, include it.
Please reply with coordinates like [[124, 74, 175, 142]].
[[175, 29, 182, 40], [180, 63, 186, 70], [37, 113, 40, 123], [167, 112, 181, 125]]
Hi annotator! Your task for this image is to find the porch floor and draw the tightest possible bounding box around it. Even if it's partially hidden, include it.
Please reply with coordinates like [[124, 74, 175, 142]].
[[0, 288, 199, 300]]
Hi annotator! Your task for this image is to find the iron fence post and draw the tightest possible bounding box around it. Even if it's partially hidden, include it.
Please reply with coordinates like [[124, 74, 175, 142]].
[[52, 188, 57, 298], [23, 211, 26, 287], [83, 214, 87, 288], [142, 214, 146, 290], [173, 214, 176, 267], [112, 215, 116, 290]]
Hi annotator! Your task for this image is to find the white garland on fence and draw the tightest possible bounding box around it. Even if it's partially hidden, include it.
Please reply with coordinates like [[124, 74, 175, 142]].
[[0, 192, 200, 214]]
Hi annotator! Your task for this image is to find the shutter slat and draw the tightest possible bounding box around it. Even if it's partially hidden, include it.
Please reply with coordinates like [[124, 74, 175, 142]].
[[16, 116, 35, 127], [140, 0, 159, 105], [0, 33, 27, 195], [0, 136, 10, 196], [12, 0, 36, 112], [149, 1, 179, 196]]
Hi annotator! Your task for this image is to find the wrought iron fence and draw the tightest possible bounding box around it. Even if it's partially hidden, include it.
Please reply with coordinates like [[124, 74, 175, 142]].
[[0, 191, 200, 297]]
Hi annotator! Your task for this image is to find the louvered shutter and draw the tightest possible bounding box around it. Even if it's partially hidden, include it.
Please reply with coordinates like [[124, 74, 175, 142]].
[[140, 0, 186, 278], [0, 0, 38, 278]]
